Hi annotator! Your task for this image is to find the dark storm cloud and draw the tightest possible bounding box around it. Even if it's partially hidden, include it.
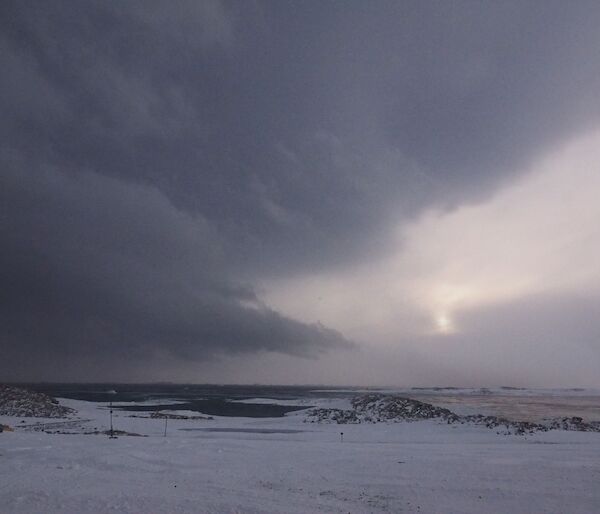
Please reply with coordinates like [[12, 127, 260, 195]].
[[4, 1, 600, 270], [3, 1, 600, 380], [0, 160, 350, 379]]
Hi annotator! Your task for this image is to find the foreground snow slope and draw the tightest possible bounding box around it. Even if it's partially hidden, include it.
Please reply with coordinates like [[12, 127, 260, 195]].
[[1, 399, 600, 513]]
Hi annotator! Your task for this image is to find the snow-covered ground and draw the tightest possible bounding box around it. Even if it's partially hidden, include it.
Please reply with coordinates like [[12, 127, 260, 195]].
[[1, 397, 600, 513]]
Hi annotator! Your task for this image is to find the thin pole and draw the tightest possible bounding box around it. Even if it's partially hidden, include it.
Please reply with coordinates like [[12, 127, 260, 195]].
[[164, 416, 168, 437], [108, 390, 118, 438]]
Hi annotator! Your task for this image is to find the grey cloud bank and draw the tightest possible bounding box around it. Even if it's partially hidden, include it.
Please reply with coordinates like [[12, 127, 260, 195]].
[[1, 163, 351, 381], [2, 1, 600, 384]]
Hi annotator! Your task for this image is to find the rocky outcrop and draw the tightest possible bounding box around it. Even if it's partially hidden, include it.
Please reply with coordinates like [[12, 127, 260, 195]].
[[305, 408, 361, 424], [305, 394, 600, 435], [351, 394, 459, 423], [547, 416, 600, 432], [0, 385, 75, 418], [305, 394, 457, 424], [459, 414, 544, 435]]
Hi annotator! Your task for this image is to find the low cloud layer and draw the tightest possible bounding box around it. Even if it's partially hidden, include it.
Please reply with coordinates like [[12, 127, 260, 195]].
[[1, 162, 351, 380]]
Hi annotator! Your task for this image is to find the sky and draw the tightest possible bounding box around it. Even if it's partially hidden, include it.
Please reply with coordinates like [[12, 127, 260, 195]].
[[2, 1, 600, 386]]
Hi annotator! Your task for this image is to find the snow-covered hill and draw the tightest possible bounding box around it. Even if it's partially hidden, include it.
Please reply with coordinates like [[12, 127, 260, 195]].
[[0, 385, 75, 418], [305, 393, 600, 435]]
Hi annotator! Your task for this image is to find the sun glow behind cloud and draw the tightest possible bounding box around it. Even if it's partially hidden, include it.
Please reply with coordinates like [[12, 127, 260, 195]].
[[434, 313, 453, 334], [263, 129, 600, 344]]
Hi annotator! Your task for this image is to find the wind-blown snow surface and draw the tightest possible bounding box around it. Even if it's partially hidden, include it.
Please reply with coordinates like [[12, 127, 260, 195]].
[[1, 397, 600, 513]]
